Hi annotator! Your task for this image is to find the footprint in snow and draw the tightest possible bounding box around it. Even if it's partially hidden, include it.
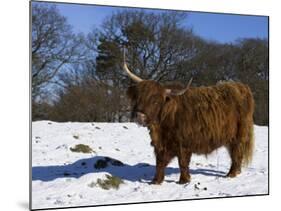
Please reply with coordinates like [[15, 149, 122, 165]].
[[218, 192, 231, 196], [259, 169, 266, 174], [194, 182, 208, 191], [56, 144, 67, 150], [54, 199, 63, 205], [133, 187, 141, 192]]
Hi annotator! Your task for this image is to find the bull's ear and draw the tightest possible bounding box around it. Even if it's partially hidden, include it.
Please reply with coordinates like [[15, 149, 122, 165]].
[[127, 85, 137, 101], [164, 89, 172, 102], [165, 89, 172, 95], [165, 78, 193, 97]]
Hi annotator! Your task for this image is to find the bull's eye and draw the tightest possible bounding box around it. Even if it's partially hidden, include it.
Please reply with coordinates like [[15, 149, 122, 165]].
[[150, 95, 161, 106]]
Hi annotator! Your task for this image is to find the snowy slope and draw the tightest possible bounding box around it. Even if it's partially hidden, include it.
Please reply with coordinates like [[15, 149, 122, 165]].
[[31, 121, 268, 210]]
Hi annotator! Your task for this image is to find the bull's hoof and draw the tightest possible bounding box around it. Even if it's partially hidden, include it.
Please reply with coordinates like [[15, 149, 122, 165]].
[[150, 179, 163, 185], [178, 176, 190, 184], [226, 170, 241, 178]]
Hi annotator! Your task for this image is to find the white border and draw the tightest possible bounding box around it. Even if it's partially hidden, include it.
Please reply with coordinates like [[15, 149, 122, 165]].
[[1, 0, 279, 211]]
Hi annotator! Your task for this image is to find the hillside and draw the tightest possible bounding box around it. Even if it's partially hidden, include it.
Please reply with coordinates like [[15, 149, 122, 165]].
[[32, 121, 268, 210]]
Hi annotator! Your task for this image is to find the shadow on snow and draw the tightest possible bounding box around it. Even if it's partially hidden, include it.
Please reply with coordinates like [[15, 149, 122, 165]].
[[32, 156, 226, 182]]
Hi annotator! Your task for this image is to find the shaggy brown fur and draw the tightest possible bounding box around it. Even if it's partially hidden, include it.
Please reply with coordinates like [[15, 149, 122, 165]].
[[127, 80, 254, 184]]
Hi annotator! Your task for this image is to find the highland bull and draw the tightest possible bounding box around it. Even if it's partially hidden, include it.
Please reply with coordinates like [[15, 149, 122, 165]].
[[123, 53, 255, 185]]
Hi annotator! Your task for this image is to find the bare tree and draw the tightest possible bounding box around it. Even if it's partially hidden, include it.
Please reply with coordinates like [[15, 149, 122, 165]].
[[93, 10, 199, 88], [32, 4, 86, 100], [31, 6, 268, 125]]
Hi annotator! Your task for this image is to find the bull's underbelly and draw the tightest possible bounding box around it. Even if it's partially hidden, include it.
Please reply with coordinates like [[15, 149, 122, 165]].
[[176, 117, 238, 154], [176, 128, 236, 155], [149, 119, 237, 155], [183, 138, 228, 155]]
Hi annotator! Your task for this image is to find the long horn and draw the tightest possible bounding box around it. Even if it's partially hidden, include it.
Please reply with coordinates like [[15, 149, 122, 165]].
[[122, 48, 143, 83], [165, 78, 193, 96]]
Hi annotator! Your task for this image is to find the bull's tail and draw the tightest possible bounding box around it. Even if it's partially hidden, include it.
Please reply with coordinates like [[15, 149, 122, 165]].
[[240, 86, 255, 166], [241, 121, 254, 166]]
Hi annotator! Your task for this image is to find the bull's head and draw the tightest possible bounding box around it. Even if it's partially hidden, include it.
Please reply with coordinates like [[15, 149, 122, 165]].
[[123, 49, 192, 126]]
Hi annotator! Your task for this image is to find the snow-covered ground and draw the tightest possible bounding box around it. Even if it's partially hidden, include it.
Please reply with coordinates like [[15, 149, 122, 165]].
[[31, 121, 268, 210]]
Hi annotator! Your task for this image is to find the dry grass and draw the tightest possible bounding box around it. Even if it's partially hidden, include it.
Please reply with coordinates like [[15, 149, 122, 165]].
[[70, 144, 94, 153], [95, 175, 124, 190]]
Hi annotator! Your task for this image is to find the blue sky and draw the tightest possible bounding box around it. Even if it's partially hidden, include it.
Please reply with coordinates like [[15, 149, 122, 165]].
[[33, 1, 268, 43]]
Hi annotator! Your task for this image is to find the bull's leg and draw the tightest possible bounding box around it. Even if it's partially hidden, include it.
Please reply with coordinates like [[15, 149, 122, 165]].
[[178, 150, 192, 184], [152, 152, 173, 185], [227, 143, 243, 177]]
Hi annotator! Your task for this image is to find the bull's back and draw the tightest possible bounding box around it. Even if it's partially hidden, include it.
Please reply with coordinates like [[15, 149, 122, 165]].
[[174, 82, 253, 154]]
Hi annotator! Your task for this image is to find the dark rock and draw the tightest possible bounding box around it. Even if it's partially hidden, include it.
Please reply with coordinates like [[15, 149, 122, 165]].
[[94, 159, 108, 169]]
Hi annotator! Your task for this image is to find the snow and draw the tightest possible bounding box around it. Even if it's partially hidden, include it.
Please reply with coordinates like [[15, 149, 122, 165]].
[[31, 121, 268, 210]]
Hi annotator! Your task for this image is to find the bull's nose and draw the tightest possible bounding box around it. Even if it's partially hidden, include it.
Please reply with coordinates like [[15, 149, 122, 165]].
[[137, 112, 147, 126], [137, 112, 146, 118]]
